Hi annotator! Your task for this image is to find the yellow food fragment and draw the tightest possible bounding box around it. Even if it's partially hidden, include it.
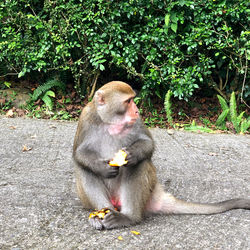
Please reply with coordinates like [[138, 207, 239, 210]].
[[109, 150, 128, 167], [88, 213, 96, 219], [117, 236, 123, 241], [22, 145, 32, 152], [88, 208, 111, 220], [98, 212, 105, 219], [131, 230, 141, 235]]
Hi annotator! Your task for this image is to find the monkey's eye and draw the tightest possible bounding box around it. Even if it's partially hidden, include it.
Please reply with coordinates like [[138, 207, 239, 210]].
[[125, 98, 132, 104]]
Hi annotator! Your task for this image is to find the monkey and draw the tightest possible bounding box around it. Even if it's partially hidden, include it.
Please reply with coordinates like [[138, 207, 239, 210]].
[[73, 81, 250, 230]]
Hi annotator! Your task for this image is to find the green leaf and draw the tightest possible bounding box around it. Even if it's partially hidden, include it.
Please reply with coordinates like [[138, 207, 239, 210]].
[[237, 111, 245, 125], [191, 120, 196, 126], [164, 90, 173, 126], [179, 0, 186, 7], [99, 64, 105, 71], [171, 23, 177, 33], [171, 13, 178, 23], [18, 71, 26, 78], [42, 95, 53, 110], [3, 81, 11, 88], [184, 125, 214, 133], [240, 118, 250, 133], [165, 14, 170, 28], [32, 79, 65, 101], [229, 92, 239, 132], [217, 95, 229, 112], [45, 90, 55, 98], [97, 59, 106, 64], [216, 109, 229, 126]]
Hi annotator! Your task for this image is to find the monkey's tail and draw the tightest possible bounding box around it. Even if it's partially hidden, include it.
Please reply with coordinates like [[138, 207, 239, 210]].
[[146, 184, 250, 215]]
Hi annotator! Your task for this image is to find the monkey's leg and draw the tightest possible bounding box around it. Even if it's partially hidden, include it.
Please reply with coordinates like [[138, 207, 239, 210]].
[[146, 183, 250, 215], [102, 163, 155, 229], [75, 166, 115, 229]]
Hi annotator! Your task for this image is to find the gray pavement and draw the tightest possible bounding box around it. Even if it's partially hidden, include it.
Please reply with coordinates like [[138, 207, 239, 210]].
[[0, 117, 249, 250]]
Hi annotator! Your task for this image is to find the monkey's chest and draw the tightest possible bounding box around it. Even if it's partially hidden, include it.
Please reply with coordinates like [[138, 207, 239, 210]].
[[96, 134, 126, 160]]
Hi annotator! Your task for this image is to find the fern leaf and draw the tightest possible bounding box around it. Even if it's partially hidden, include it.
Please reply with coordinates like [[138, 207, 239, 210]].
[[42, 94, 53, 110], [164, 90, 173, 125], [217, 95, 229, 112], [191, 120, 196, 126], [229, 92, 237, 121], [216, 109, 229, 126], [229, 92, 239, 132], [237, 111, 245, 125], [240, 118, 250, 133], [32, 79, 65, 101], [184, 125, 213, 133], [45, 90, 55, 98], [237, 111, 245, 130]]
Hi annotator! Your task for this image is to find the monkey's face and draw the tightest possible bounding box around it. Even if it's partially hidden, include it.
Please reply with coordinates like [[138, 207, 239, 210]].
[[120, 97, 139, 126], [95, 88, 139, 128]]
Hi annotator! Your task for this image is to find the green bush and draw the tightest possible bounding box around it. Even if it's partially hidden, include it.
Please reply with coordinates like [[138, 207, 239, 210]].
[[0, 0, 249, 101]]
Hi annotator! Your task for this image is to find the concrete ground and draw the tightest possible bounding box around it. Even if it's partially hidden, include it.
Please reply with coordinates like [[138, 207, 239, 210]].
[[0, 117, 249, 250]]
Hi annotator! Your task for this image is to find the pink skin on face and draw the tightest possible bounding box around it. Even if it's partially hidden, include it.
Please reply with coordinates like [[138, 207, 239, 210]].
[[108, 99, 139, 135]]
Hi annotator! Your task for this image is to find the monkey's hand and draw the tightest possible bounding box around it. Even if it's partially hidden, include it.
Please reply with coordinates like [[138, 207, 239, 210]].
[[123, 148, 138, 167], [98, 159, 120, 179], [106, 165, 120, 178]]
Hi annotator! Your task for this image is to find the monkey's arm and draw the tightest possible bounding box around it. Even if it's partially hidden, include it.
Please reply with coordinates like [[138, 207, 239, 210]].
[[124, 129, 154, 167], [73, 144, 119, 178]]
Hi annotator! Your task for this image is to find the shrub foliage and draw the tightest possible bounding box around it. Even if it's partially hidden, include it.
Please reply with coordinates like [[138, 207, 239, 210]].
[[0, 0, 249, 101]]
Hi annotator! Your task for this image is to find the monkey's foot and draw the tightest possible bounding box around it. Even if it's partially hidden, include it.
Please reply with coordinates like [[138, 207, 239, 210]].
[[88, 208, 111, 230], [102, 209, 132, 229]]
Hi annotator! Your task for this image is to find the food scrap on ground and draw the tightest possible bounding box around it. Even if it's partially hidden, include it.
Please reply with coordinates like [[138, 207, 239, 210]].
[[22, 145, 32, 152], [131, 230, 141, 235]]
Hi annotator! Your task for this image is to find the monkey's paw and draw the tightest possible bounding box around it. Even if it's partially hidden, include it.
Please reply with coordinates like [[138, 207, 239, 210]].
[[88, 208, 111, 230], [102, 209, 132, 229]]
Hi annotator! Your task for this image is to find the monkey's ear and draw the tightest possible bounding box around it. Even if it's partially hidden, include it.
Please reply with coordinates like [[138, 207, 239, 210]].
[[95, 90, 105, 105]]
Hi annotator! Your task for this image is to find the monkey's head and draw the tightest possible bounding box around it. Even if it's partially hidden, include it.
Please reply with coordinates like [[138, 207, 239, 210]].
[[94, 81, 139, 127]]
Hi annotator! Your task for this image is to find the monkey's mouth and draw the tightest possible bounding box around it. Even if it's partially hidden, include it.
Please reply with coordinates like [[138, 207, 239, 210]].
[[108, 118, 137, 126], [126, 119, 137, 126]]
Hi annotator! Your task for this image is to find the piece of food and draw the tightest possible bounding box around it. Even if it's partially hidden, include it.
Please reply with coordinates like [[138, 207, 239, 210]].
[[22, 145, 32, 152], [109, 150, 128, 167], [131, 230, 141, 235], [89, 208, 111, 220]]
